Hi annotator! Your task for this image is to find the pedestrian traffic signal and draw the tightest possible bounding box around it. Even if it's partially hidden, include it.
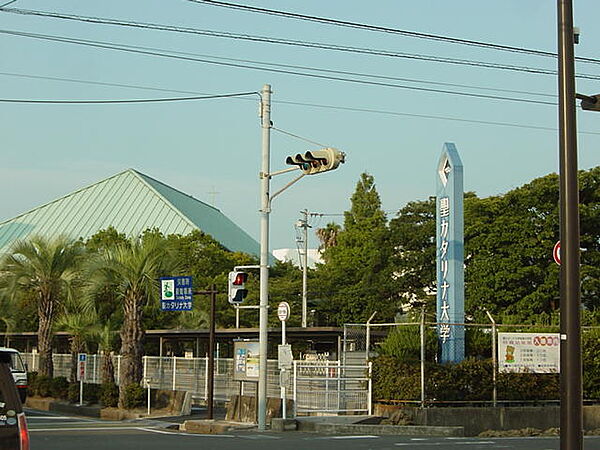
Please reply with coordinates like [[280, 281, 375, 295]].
[[228, 271, 248, 304], [285, 147, 346, 175]]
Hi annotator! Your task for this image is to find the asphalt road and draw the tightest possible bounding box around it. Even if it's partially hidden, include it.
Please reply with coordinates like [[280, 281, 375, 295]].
[[25, 409, 600, 450]]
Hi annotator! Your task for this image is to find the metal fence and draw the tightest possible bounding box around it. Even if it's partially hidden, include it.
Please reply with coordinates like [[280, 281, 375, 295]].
[[21, 353, 371, 415], [360, 317, 570, 406], [294, 360, 372, 415]]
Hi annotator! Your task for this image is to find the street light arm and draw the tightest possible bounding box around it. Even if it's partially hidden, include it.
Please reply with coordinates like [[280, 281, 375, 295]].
[[269, 172, 306, 205], [262, 166, 301, 178]]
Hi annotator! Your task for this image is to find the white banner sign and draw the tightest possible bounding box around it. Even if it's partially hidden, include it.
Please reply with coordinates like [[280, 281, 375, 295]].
[[498, 332, 560, 374]]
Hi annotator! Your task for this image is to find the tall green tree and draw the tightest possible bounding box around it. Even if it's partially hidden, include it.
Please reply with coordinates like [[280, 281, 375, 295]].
[[87, 233, 176, 407], [388, 197, 437, 314], [0, 235, 84, 377], [316, 173, 395, 324]]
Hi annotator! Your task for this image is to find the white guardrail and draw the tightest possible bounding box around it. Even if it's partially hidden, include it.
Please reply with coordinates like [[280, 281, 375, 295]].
[[21, 353, 371, 415]]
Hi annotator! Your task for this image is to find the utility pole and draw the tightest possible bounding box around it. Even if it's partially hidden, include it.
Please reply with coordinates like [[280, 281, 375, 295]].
[[296, 210, 310, 328], [258, 83, 271, 431], [557, 1, 582, 448]]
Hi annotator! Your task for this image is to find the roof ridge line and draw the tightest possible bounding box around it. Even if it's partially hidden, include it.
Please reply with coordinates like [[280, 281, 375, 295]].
[[129, 170, 206, 234], [129, 169, 222, 214], [0, 168, 131, 227]]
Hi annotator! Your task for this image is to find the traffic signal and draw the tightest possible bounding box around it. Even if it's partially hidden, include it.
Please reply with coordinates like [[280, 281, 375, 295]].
[[581, 94, 600, 112], [228, 271, 248, 304], [285, 147, 346, 175]]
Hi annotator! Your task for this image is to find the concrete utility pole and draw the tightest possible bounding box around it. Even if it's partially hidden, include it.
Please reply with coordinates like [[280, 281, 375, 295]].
[[557, 1, 582, 448], [297, 210, 310, 328], [258, 84, 271, 431]]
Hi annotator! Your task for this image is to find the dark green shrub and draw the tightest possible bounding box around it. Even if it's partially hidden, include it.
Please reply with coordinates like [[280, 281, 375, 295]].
[[497, 372, 559, 401], [27, 372, 38, 397], [427, 358, 494, 401], [35, 375, 52, 397], [100, 383, 119, 408], [83, 383, 101, 404], [583, 328, 600, 399], [50, 377, 69, 400], [372, 355, 560, 403], [377, 326, 437, 361], [121, 383, 145, 410], [371, 355, 420, 401], [67, 383, 79, 403]]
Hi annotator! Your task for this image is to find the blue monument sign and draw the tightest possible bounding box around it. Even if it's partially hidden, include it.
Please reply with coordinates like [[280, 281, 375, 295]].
[[436, 143, 465, 363], [160, 276, 193, 311]]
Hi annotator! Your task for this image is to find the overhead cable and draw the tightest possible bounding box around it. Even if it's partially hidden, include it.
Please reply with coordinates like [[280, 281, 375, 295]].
[[0, 29, 559, 106], [188, 0, 600, 65], [2, 8, 600, 80], [0, 92, 257, 104]]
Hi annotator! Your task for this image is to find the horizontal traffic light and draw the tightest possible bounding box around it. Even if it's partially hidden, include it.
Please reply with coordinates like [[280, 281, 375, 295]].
[[581, 94, 600, 112], [286, 147, 346, 175]]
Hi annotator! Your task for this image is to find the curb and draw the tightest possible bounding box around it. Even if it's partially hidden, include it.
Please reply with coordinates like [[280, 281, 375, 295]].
[[297, 421, 464, 437]]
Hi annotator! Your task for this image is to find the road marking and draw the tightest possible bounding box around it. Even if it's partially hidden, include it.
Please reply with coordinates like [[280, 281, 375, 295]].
[[137, 428, 236, 438], [322, 435, 379, 439], [29, 426, 158, 432], [395, 442, 495, 447]]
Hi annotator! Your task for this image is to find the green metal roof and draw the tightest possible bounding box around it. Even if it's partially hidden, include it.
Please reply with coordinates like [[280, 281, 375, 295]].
[[0, 169, 260, 256]]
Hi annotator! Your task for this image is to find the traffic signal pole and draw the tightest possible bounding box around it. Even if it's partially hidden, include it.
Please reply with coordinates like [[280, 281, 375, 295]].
[[557, 1, 582, 448], [258, 84, 272, 431]]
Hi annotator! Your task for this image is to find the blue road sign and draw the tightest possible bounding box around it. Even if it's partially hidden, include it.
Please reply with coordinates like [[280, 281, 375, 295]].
[[160, 276, 193, 311]]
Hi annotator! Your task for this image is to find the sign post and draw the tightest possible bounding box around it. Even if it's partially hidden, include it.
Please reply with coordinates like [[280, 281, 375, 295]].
[[77, 353, 87, 406], [435, 142, 465, 363], [277, 302, 291, 419]]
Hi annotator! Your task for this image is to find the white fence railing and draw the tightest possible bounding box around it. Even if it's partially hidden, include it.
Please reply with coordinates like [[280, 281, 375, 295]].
[[21, 353, 371, 415]]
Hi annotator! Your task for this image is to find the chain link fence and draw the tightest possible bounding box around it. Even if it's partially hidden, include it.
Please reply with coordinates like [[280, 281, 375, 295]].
[[360, 319, 584, 406]]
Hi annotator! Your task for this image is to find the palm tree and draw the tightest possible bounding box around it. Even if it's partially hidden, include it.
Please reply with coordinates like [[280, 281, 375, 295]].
[[97, 321, 118, 385], [316, 222, 341, 251], [87, 234, 175, 407], [1, 235, 84, 377], [56, 298, 100, 382], [0, 291, 17, 347]]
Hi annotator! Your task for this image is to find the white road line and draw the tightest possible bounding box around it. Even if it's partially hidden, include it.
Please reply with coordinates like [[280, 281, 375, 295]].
[[25, 416, 75, 420], [326, 435, 379, 440], [29, 426, 154, 432], [137, 428, 236, 438], [395, 441, 496, 447]]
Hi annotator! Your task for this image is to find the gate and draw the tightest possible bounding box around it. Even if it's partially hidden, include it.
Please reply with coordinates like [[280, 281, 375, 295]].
[[293, 360, 372, 415]]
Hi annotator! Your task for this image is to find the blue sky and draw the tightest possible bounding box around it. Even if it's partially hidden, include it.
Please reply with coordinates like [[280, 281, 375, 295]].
[[1, 0, 599, 250]]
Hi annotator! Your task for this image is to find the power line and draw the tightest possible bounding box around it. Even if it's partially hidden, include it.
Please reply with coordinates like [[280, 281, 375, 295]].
[[3, 8, 600, 81], [189, 0, 600, 65], [272, 127, 329, 147], [2, 70, 599, 136], [0, 29, 559, 106], [273, 99, 600, 136], [0, 92, 257, 104], [0, 71, 208, 96], [0, 46, 558, 100]]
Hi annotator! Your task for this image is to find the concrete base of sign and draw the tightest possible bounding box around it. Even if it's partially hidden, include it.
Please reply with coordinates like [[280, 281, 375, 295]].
[[225, 395, 294, 423], [271, 418, 297, 431], [181, 419, 242, 434]]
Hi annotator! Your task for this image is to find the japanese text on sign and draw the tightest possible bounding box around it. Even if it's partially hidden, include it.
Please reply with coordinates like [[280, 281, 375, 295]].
[[498, 332, 560, 373], [438, 195, 451, 343], [160, 276, 193, 311]]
